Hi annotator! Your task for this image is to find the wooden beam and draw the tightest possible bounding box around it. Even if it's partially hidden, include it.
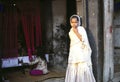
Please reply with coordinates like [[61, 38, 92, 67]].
[[103, 0, 114, 82]]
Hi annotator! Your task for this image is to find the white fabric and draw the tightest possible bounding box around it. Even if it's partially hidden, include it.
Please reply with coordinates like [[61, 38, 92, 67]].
[[30, 57, 49, 74], [65, 63, 96, 82], [65, 15, 96, 82], [2, 56, 35, 68], [68, 26, 92, 66]]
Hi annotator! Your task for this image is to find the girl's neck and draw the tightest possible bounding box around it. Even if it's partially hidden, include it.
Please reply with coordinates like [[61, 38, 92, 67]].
[[72, 26, 77, 29]]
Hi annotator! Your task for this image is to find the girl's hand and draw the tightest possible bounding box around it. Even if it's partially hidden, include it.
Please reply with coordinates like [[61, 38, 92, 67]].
[[81, 43, 86, 49], [73, 28, 78, 33], [73, 28, 82, 41]]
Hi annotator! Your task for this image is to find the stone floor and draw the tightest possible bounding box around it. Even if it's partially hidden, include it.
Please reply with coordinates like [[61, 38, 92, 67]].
[[2, 68, 65, 82], [42, 77, 65, 82]]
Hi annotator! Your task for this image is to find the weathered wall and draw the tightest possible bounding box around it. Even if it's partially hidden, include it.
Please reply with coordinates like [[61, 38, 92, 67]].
[[49, 0, 68, 71], [113, 11, 120, 73], [76, 0, 83, 17], [88, 0, 104, 82], [76, 0, 86, 27]]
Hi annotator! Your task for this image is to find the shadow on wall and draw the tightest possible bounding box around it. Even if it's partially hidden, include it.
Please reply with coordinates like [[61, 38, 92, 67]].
[[86, 28, 97, 80], [49, 23, 69, 71]]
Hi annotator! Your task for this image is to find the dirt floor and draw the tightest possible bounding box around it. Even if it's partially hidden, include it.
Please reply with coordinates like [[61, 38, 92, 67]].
[[2, 68, 65, 82]]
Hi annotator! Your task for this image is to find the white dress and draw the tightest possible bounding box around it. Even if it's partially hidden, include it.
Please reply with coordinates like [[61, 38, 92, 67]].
[[65, 26, 96, 82]]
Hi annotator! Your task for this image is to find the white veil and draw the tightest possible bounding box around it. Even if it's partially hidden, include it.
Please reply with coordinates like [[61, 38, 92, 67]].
[[70, 14, 82, 26]]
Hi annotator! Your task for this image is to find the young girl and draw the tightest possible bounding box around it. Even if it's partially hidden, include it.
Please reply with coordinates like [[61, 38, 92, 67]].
[[65, 15, 96, 82]]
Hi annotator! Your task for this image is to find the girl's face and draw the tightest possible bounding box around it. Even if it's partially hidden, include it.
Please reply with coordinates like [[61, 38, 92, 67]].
[[70, 18, 79, 28]]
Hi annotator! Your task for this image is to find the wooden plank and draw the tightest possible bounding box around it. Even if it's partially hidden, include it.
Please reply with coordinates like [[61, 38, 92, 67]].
[[103, 0, 114, 82]]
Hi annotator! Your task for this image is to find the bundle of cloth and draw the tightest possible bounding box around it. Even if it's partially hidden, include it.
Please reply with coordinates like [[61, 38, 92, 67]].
[[29, 57, 49, 75]]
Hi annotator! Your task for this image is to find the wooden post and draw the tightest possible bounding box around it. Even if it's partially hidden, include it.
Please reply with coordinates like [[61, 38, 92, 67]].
[[103, 0, 114, 82]]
